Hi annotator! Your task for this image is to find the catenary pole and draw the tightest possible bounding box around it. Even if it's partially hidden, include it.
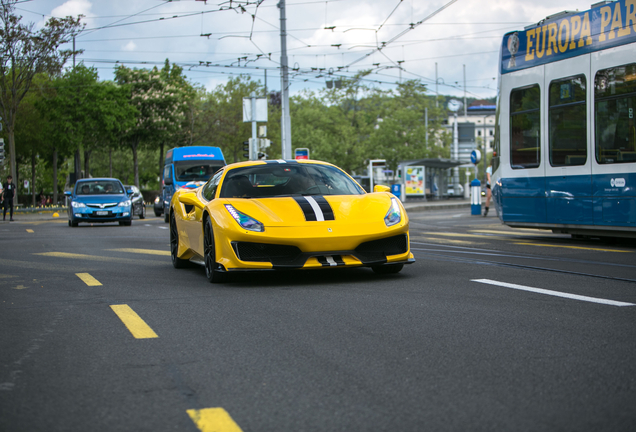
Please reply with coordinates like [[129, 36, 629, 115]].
[[278, 0, 292, 159]]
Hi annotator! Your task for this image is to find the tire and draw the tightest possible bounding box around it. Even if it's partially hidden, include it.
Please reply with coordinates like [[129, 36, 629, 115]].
[[204, 218, 229, 283], [154, 210, 161, 217], [170, 211, 189, 269], [69, 219, 78, 227], [371, 263, 404, 274], [140, 204, 146, 219], [119, 220, 132, 226], [164, 211, 169, 223]]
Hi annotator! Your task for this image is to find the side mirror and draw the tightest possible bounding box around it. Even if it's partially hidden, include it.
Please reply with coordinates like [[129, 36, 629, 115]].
[[126, 189, 133, 195], [164, 175, 173, 186], [373, 185, 391, 193], [178, 192, 203, 209], [64, 191, 72, 197]]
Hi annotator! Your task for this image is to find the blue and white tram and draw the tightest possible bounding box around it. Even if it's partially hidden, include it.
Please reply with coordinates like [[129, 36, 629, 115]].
[[493, 0, 636, 238]]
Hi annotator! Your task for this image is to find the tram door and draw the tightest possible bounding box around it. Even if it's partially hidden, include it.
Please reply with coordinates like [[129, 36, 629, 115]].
[[543, 56, 593, 225]]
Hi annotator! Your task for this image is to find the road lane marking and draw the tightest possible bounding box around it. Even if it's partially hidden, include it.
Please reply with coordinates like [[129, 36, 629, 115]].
[[187, 408, 243, 432], [76, 273, 102, 286], [470, 229, 556, 237], [106, 248, 170, 256], [26, 229, 34, 233], [472, 279, 635, 307], [158, 226, 169, 230], [110, 305, 158, 339], [36, 252, 131, 262], [413, 236, 479, 245], [514, 242, 631, 253]]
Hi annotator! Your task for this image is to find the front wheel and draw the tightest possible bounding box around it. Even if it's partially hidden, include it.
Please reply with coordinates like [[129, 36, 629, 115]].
[[204, 218, 229, 283], [139, 204, 146, 219], [371, 263, 404, 274], [170, 211, 189, 269]]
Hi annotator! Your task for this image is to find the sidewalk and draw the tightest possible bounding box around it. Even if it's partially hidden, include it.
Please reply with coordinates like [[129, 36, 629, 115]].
[[402, 198, 474, 212]]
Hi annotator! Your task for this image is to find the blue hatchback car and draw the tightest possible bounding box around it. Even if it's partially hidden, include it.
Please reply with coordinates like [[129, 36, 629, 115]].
[[65, 178, 133, 227]]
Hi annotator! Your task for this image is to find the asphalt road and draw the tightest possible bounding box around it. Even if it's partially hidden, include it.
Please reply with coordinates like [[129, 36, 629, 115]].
[[1, 209, 635, 431]]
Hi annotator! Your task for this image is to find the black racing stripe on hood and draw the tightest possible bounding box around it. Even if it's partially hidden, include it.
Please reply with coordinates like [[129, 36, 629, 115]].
[[293, 196, 317, 221], [311, 196, 335, 221]]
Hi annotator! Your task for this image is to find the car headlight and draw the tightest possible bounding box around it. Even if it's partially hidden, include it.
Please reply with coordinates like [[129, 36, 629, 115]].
[[154, 196, 161, 204], [225, 204, 264, 232], [384, 197, 402, 227], [71, 201, 86, 208], [119, 199, 132, 207]]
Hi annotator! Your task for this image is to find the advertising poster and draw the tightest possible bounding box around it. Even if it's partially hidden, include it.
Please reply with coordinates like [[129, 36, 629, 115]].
[[405, 166, 424, 196]]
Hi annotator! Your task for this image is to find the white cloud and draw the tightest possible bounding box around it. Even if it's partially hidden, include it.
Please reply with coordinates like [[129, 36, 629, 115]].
[[51, 0, 92, 19], [122, 41, 136, 52]]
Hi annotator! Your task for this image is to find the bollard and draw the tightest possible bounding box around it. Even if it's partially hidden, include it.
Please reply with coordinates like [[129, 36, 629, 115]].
[[471, 179, 481, 215]]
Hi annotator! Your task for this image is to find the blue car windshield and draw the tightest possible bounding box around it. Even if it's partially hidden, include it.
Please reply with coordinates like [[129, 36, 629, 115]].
[[220, 163, 365, 198], [76, 181, 124, 195]]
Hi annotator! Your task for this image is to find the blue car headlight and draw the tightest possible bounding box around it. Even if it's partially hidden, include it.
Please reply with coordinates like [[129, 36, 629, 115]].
[[71, 201, 86, 208], [384, 197, 402, 227], [119, 199, 132, 207], [225, 204, 264, 232]]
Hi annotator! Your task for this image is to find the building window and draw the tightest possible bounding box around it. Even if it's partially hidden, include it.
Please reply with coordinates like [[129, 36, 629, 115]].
[[549, 75, 587, 166], [510, 85, 541, 169], [595, 63, 636, 164]]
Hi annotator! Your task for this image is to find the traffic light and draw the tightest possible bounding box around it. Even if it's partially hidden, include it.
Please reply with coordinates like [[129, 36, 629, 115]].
[[258, 152, 267, 160], [242, 141, 250, 159], [0, 138, 5, 165]]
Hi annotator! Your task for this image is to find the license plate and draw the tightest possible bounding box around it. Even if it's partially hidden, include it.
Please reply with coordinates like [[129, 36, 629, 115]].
[[95, 211, 109, 216]]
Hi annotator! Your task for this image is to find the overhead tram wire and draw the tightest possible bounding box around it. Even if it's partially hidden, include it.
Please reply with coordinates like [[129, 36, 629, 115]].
[[346, 0, 459, 68]]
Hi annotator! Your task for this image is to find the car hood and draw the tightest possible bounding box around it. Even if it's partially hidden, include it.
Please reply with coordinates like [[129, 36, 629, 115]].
[[73, 194, 127, 204], [222, 193, 397, 227]]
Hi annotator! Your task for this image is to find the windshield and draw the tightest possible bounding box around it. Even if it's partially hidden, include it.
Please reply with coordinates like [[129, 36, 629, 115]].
[[220, 163, 365, 198], [76, 180, 124, 195], [174, 161, 224, 182]]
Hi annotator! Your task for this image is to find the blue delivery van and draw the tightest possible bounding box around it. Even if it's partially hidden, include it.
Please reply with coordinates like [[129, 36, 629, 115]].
[[160, 146, 226, 222]]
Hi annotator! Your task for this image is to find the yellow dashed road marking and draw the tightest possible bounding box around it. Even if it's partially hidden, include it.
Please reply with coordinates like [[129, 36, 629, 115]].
[[514, 242, 631, 253], [76, 273, 102, 286], [187, 408, 243, 432], [110, 304, 158, 339], [26, 229, 34, 233], [413, 237, 479, 245], [469, 229, 557, 237], [106, 248, 170, 256]]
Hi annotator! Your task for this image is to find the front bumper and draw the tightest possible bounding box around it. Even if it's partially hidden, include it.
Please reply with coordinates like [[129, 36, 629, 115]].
[[214, 222, 413, 271], [70, 206, 132, 223]]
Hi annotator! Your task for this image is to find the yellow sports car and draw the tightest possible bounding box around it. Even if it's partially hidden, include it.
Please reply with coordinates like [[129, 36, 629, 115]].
[[169, 159, 414, 282]]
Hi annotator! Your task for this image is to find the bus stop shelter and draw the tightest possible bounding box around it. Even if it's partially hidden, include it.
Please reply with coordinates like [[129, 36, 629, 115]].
[[398, 158, 464, 201]]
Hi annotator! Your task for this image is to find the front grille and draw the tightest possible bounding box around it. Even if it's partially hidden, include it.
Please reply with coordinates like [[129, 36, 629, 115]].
[[233, 242, 302, 265], [87, 203, 117, 209], [355, 234, 408, 262]]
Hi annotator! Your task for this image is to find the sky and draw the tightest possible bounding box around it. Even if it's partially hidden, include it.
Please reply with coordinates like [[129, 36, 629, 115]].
[[15, 0, 598, 99]]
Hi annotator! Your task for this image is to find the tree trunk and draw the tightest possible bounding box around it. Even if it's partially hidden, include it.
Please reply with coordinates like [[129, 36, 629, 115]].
[[132, 141, 139, 187], [159, 142, 164, 177], [84, 149, 91, 178], [109, 148, 112, 177], [52, 148, 58, 206], [31, 151, 36, 208], [8, 130, 17, 206]]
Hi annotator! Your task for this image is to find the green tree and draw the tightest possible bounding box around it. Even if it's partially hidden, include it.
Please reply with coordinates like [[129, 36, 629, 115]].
[[115, 63, 187, 186], [0, 0, 83, 204]]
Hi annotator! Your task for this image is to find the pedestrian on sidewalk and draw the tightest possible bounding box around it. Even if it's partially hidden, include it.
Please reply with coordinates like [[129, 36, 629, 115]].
[[484, 159, 492, 217], [3, 175, 15, 221]]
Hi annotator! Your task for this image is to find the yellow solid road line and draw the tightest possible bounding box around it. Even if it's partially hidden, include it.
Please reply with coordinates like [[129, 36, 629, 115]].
[[76, 273, 102, 286], [187, 408, 243, 432], [26, 229, 34, 233], [469, 229, 557, 237], [36, 252, 130, 263], [514, 242, 631, 253], [110, 304, 158, 339], [106, 248, 170, 256]]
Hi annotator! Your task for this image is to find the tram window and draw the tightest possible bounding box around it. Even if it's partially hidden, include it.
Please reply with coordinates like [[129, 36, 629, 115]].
[[549, 75, 587, 167], [510, 85, 540, 169], [595, 63, 636, 164]]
